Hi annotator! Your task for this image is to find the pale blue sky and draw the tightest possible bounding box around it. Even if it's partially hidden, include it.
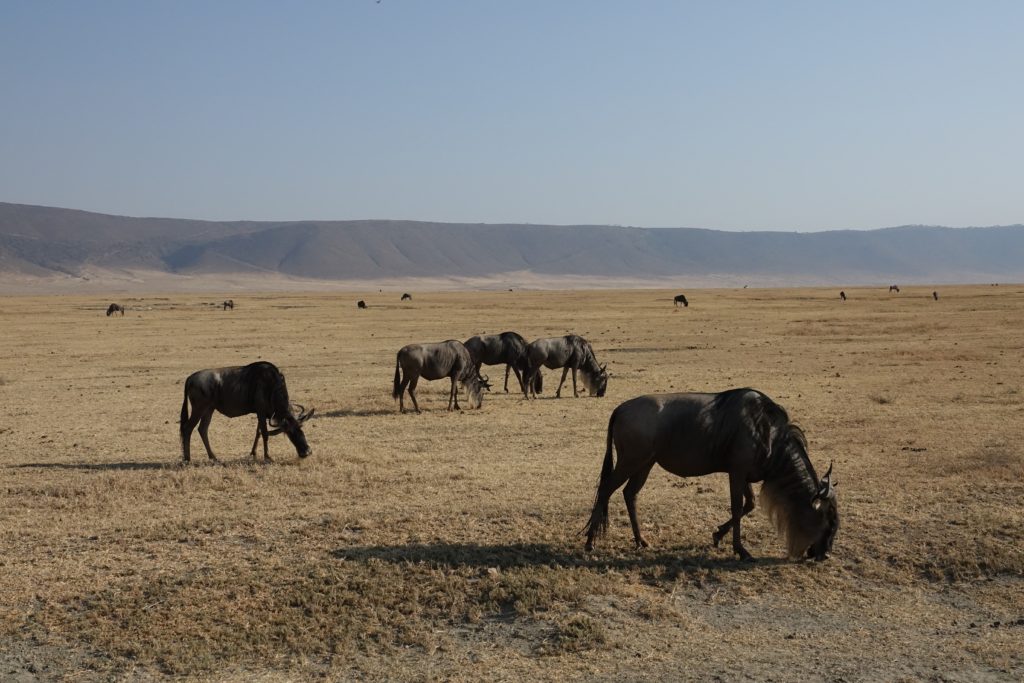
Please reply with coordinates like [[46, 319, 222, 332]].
[[1, 1, 1021, 230]]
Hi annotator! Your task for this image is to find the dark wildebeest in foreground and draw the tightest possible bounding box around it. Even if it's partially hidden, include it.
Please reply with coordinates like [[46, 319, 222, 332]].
[[180, 362, 314, 463], [401, 293, 412, 301], [933, 291, 939, 301], [839, 291, 847, 301], [357, 300, 367, 309], [106, 303, 125, 316], [222, 299, 234, 310], [464, 331, 540, 394], [584, 388, 839, 562], [393, 340, 491, 413], [674, 294, 689, 307], [522, 335, 608, 399], [889, 285, 900, 293]]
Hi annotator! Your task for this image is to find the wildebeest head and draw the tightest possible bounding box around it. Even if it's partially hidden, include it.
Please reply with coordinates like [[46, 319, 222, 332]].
[[583, 363, 609, 397], [268, 403, 315, 458], [464, 372, 490, 409], [806, 462, 839, 561]]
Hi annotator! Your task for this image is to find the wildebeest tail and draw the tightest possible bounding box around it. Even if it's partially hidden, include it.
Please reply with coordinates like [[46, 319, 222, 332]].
[[583, 408, 617, 539], [533, 369, 543, 394], [392, 354, 402, 400], [179, 384, 190, 441]]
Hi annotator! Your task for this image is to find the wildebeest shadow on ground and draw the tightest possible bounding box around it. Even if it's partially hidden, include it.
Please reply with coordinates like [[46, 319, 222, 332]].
[[331, 542, 787, 573], [7, 458, 288, 471], [8, 461, 174, 471], [319, 408, 395, 418]]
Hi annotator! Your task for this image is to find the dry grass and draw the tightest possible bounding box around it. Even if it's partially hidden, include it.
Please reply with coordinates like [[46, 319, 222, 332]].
[[1, 285, 1023, 681]]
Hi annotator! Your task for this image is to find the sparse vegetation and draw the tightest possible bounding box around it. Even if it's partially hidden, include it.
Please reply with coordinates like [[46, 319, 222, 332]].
[[1, 286, 1022, 680]]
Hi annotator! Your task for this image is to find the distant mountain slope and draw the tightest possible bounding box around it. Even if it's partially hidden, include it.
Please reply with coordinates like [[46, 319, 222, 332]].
[[2, 202, 1023, 285]]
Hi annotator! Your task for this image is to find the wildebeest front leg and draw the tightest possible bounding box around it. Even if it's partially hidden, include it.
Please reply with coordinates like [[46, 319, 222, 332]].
[[728, 475, 754, 561], [713, 483, 754, 547], [555, 367, 570, 398], [251, 415, 271, 462], [197, 411, 218, 462]]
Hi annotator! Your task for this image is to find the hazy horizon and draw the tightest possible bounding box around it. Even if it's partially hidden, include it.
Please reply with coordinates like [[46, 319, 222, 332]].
[[2, 2, 1022, 231]]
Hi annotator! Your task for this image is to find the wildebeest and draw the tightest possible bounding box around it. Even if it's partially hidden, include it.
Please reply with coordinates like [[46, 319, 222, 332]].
[[357, 300, 367, 309], [393, 340, 490, 413], [106, 303, 125, 316], [401, 293, 412, 301], [464, 331, 540, 394], [522, 335, 608, 399], [933, 291, 939, 301], [180, 362, 314, 463], [674, 294, 689, 307], [839, 291, 847, 301], [222, 299, 234, 310], [584, 388, 839, 562], [889, 285, 900, 293]]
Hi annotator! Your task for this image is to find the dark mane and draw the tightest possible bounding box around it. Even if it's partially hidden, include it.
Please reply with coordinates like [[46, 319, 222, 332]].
[[761, 423, 821, 558]]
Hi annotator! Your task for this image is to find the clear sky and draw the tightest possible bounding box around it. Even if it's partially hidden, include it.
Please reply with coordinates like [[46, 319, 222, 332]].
[[1, 1, 1021, 230]]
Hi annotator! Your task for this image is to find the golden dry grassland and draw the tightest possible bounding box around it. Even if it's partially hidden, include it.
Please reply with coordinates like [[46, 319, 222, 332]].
[[1, 285, 1022, 681]]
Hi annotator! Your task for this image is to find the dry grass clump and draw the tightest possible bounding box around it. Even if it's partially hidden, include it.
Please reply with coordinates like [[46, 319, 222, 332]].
[[2, 285, 1023, 680]]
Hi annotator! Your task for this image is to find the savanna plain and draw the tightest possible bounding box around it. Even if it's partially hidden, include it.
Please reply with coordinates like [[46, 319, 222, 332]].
[[1, 286, 1022, 682]]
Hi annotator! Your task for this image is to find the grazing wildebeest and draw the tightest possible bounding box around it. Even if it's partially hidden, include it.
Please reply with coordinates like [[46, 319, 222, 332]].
[[674, 294, 689, 307], [180, 362, 314, 463], [933, 291, 939, 301], [357, 300, 367, 309], [464, 331, 540, 394], [583, 388, 839, 561], [222, 299, 234, 310], [522, 335, 608, 399], [401, 293, 412, 301], [106, 303, 125, 316], [839, 291, 847, 301], [393, 340, 490, 413], [889, 285, 900, 293]]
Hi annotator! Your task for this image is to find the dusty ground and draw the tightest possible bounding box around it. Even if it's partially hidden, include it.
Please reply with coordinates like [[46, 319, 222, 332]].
[[1, 285, 1022, 681]]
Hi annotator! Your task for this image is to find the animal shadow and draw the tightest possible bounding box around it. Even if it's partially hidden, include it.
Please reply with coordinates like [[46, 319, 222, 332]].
[[319, 408, 395, 418], [9, 461, 173, 472], [331, 541, 785, 575]]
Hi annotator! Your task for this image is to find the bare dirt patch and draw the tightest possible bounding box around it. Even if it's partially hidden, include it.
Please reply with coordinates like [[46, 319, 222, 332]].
[[1, 285, 1022, 681]]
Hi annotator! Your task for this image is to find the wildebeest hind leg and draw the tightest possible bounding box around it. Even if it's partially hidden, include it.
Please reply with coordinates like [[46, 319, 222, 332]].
[[197, 411, 217, 462], [504, 364, 512, 393], [713, 483, 754, 547], [585, 457, 647, 551], [408, 376, 421, 413], [571, 367, 579, 397], [181, 411, 202, 463], [624, 463, 655, 548]]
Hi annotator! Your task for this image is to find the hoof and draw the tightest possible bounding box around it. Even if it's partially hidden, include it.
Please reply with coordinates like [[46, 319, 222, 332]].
[[712, 531, 725, 547], [584, 541, 595, 552]]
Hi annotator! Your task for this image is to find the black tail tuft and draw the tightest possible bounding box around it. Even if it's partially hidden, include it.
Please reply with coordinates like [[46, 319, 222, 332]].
[[582, 409, 617, 540], [392, 355, 402, 400]]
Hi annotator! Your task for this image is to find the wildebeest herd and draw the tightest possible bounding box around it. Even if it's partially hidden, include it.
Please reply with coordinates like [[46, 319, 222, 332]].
[[161, 292, 843, 563]]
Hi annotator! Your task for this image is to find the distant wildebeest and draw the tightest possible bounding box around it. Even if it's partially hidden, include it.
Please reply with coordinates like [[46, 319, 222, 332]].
[[222, 299, 234, 310], [106, 303, 125, 316], [464, 331, 540, 394], [889, 285, 900, 293], [839, 291, 847, 301], [522, 335, 608, 399], [401, 293, 412, 301], [674, 294, 689, 307], [180, 361, 314, 463], [357, 300, 367, 309], [584, 388, 839, 562], [393, 340, 491, 413], [933, 291, 939, 301]]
